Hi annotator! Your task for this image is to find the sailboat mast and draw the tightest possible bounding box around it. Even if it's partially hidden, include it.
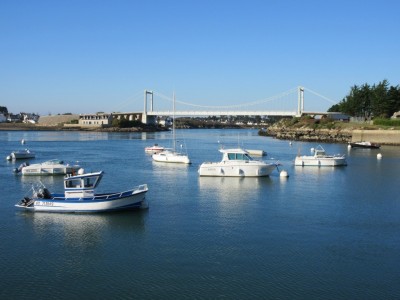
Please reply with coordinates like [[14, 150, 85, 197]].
[[173, 92, 176, 151]]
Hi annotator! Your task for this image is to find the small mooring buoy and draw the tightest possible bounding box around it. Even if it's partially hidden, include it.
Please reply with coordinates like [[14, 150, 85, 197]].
[[280, 170, 289, 178], [377, 153, 382, 159], [21, 139, 25, 145]]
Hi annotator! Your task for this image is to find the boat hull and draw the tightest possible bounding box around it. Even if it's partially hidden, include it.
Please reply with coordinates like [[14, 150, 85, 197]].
[[295, 156, 347, 166], [18, 159, 81, 176], [21, 166, 79, 176], [198, 162, 276, 177], [349, 142, 380, 149], [15, 188, 148, 213], [152, 151, 191, 164], [7, 150, 35, 160]]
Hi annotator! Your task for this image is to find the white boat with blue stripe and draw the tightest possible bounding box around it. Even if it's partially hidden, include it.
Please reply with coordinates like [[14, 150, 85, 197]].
[[15, 169, 149, 213]]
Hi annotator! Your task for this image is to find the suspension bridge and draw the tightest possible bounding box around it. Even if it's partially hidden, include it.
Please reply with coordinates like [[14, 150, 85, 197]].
[[115, 86, 339, 124]]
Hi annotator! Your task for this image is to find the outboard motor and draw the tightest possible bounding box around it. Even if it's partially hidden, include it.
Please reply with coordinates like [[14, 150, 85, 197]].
[[13, 162, 29, 174], [42, 188, 51, 199], [36, 188, 51, 199], [21, 197, 31, 205]]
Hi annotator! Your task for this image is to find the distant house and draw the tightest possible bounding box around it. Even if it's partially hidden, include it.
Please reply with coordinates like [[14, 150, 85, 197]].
[[157, 116, 172, 127], [328, 113, 350, 122], [315, 112, 350, 122], [23, 113, 40, 124], [7, 114, 22, 122], [0, 113, 6, 123], [79, 113, 113, 127]]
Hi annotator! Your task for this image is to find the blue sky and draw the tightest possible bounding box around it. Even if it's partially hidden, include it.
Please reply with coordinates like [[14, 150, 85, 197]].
[[1, 0, 399, 115]]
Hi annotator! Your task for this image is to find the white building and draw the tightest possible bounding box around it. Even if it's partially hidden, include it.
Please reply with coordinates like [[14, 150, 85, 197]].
[[79, 113, 113, 127]]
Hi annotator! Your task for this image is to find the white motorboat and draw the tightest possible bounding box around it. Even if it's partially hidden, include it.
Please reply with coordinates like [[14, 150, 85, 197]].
[[198, 148, 277, 177], [16, 159, 81, 175], [145, 144, 165, 154], [295, 145, 347, 166], [15, 170, 149, 213], [6, 149, 35, 160], [152, 93, 191, 164]]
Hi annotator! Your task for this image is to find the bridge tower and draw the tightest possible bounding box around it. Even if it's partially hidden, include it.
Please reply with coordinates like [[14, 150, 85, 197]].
[[143, 90, 154, 124], [297, 86, 304, 116]]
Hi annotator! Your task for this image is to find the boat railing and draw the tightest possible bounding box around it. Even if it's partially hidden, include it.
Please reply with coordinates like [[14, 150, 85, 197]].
[[90, 184, 149, 201]]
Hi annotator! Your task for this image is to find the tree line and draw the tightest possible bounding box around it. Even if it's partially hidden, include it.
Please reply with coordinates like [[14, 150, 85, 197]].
[[328, 80, 400, 119]]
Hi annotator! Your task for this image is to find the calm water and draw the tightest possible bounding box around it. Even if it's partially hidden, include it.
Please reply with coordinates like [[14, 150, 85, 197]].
[[1, 129, 399, 299]]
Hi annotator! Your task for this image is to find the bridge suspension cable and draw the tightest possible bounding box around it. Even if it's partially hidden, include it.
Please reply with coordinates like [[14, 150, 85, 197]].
[[303, 87, 338, 105], [152, 87, 298, 109]]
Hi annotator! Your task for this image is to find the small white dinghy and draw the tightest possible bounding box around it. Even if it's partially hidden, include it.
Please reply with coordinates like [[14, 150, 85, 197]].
[[6, 149, 35, 160], [15, 169, 149, 213]]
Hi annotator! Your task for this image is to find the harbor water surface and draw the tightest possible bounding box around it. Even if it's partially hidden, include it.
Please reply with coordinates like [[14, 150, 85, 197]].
[[1, 129, 399, 299]]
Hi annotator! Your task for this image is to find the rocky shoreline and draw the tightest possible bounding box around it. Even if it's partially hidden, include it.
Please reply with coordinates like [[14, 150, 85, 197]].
[[262, 126, 400, 145], [261, 127, 353, 144]]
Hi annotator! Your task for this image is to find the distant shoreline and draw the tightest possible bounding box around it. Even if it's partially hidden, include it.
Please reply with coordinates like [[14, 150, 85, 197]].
[[0, 123, 164, 132]]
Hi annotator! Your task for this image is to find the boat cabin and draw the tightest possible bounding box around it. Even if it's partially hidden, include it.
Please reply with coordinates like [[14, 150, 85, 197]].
[[221, 149, 254, 161], [64, 171, 103, 199], [314, 149, 326, 157]]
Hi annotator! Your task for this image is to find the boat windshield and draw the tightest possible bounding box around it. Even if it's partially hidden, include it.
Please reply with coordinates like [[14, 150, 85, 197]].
[[227, 153, 252, 161], [65, 174, 102, 189]]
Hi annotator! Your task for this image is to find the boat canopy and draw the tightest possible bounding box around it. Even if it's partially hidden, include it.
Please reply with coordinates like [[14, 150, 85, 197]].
[[64, 171, 104, 190]]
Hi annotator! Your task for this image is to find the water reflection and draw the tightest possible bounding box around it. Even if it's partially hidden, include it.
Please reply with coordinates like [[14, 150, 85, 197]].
[[151, 160, 191, 174], [18, 211, 148, 249], [293, 165, 345, 175], [198, 176, 273, 205]]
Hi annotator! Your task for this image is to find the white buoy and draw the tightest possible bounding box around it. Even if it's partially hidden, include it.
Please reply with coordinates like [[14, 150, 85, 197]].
[[347, 144, 351, 149], [280, 170, 289, 177], [77, 168, 85, 175], [377, 153, 382, 159], [21, 139, 25, 145], [289, 141, 292, 146], [310, 147, 315, 153]]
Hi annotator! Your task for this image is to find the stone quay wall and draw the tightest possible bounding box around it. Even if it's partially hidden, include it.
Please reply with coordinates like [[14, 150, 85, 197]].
[[265, 127, 400, 145], [351, 130, 400, 145]]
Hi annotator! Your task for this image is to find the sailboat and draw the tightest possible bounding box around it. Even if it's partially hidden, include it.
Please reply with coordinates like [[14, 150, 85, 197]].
[[152, 93, 191, 164]]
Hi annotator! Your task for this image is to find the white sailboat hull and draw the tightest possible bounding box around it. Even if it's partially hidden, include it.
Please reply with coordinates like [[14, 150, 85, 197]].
[[152, 151, 191, 164]]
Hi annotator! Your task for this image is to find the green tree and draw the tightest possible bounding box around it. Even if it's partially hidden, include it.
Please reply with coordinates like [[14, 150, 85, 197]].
[[387, 85, 400, 116], [327, 80, 400, 118], [371, 80, 389, 118], [0, 106, 8, 114]]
